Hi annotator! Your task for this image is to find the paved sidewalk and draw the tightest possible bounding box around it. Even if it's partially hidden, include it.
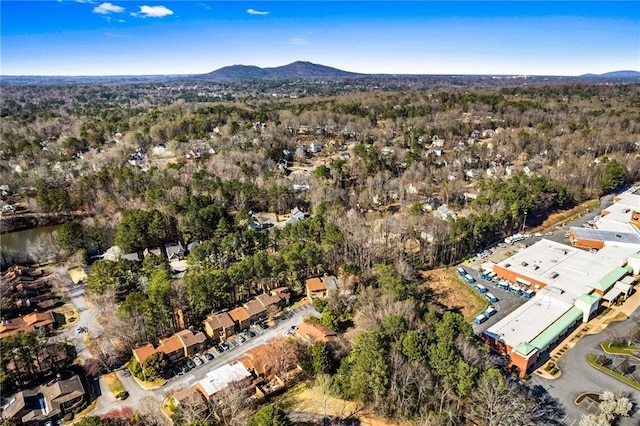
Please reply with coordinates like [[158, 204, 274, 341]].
[[535, 288, 640, 378]]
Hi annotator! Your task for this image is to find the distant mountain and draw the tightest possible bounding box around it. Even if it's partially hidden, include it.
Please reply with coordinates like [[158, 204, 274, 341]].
[[204, 61, 363, 80], [579, 70, 640, 79]]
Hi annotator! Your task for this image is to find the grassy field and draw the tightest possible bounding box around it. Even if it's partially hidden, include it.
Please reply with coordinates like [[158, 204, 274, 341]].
[[104, 372, 125, 395], [52, 303, 79, 328], [275, 382, 398, 426], [421, 268, 487, 321], [534, 198, 600, 232], [601, 342, 640, 358]]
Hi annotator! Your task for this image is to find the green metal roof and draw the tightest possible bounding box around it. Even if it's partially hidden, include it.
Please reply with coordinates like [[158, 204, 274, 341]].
[[591, 266, 632, 291], [630, 252, 640, 260], [514, 342, 537, 357], [529, 307, 583, 352], [576, 293, 601, 306]]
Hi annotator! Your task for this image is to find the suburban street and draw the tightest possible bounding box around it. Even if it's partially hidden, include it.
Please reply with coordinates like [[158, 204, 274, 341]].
[[58, 191, 634, 423], [52, 280, 120, 412], [91, 303, 319, 415]]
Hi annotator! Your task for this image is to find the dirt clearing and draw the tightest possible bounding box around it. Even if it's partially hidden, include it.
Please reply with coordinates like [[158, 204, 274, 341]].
[[421, 268, 487, 320], [534, 199, 600, 232], [279, 382, 399, 426]]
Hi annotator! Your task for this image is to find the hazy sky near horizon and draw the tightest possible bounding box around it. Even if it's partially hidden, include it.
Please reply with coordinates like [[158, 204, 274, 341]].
[[1, 1, 638, 76]]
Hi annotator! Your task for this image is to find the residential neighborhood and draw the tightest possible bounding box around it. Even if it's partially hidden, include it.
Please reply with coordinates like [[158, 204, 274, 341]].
[[1, 41, 640, 425]]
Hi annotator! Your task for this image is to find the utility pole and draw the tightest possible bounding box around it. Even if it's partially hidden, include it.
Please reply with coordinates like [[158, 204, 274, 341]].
[[522, 211, 527, 233]]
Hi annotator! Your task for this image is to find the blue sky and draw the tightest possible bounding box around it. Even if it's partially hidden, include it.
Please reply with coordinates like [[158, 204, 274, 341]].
[[1, 1, 639, 76]]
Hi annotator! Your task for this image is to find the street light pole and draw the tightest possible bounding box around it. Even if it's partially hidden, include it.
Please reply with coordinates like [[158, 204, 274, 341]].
[[522, 211, 527, 233]]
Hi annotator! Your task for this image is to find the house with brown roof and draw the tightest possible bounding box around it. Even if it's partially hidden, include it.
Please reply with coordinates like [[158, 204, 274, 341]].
[[228, 307, 251, 333], [243, 300, 267, 323], [171, 385, 209, 415], [239, 341, 299, 380], [156, 334, 185, 362], [203, 312, 236, 342], [296, 322, 338, 343], [305, 277, 328, 299], [305, 275, 344, 299], [1, 374, 85, 425], [0, 311, 55, 340], [270, 287, 291, 306], [176, 329, 206, 357], [132, 329, 206, 364], [132, 343, 157, 364], [256, 292, 282, 311], [239, 344, 273, 377]]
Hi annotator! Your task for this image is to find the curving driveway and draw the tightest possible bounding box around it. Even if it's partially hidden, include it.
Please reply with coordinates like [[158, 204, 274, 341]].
[[531, 306, 640, 426]]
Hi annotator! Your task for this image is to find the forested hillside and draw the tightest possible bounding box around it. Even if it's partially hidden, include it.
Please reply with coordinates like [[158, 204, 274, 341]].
[[1, 79, 639, 424]]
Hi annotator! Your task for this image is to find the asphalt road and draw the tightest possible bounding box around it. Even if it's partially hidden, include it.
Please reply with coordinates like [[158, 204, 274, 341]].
[[92, 303, 320, 415], [462, 193, 639, 425], [468, 193, 617, 335], [530, 306, 640, 426], [52, 280, 117, 410]]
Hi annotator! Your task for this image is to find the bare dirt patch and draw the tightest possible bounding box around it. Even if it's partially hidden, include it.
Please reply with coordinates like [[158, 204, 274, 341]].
[[534, 199, 600, 232], [281, 383, 399, 426], [421, 269, 487, 319]]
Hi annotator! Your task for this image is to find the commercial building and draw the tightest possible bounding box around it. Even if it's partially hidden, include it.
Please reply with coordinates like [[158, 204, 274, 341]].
[[484, 188, 640, 377]]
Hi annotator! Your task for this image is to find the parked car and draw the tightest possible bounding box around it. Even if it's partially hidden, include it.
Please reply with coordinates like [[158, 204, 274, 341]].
[[193, 356, 203, 366], [205, 352, 214, 361], [221, 342, 230, 351], [237, 335, 246, 343], [186, 359, 196, 369], [247, 330, 256, 338]]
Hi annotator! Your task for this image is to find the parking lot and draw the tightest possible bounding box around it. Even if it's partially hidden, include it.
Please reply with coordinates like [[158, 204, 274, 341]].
[[465, 195, 617, 337], [461, 265, 532, 333], [162, 303, 318, 393]]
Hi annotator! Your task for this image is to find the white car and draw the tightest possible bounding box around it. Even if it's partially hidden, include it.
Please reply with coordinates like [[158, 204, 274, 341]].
[[193, 356, 203, 366]]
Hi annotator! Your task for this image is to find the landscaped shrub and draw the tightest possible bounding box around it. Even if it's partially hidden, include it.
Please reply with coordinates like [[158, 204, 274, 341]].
[[63, 413, 74, 422], [116, 391, 129, 400]]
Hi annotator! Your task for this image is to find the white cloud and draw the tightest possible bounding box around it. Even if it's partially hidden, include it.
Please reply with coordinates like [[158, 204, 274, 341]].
[[246, 8, 268, 15], [103, 32, 131, 38], [118, 19, 125, 23], [93, 2, 124, 14], [287, 37, 308, 46], [133, 5, 174, 18]]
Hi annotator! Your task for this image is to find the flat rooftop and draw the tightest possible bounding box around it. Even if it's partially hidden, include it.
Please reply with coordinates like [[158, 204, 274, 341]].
[[485, 289, 573, 349], [489, 238, 639, 350], [570, 227, 640, 246], [597, 190, 640, 233], [197, 362, 251, 397], [495, 239, 636, 299]]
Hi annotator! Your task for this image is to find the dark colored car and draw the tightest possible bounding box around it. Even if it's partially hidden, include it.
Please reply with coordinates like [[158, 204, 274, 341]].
[[205, 352, 214, 361], [247, 330, 256, 338]]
